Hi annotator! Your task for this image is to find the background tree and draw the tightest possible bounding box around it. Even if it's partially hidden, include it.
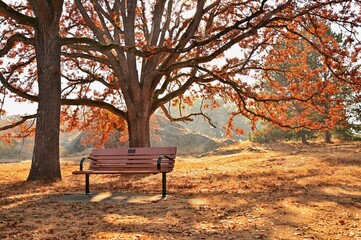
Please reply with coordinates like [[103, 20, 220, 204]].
[[0, 0, 64, 181], [256, 26, 348, 144], [256, 23, 360, 144]]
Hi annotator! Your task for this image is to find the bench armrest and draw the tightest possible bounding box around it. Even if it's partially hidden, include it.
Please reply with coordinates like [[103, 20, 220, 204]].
[[157, 155, 174, 170], [79, 157, 92, 171]]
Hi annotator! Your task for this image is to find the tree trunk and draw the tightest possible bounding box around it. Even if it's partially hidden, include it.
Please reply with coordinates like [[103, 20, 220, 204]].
[[324, 130, 333, 143], [27, 1, 63, 182], [127, 108, 151, 148], [301, 133, 308, 144]]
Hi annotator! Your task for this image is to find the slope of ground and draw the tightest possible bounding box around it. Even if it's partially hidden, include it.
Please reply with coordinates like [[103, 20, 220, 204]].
[[0, 141, 360, 239]]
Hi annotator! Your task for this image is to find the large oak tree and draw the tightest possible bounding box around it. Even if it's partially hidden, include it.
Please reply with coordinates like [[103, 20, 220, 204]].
[[0, 0, 64, 181], [59, 0, 360, 147]]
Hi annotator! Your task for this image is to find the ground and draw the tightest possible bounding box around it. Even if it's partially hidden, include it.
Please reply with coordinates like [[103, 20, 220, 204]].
[[0, 141, 360, 240]]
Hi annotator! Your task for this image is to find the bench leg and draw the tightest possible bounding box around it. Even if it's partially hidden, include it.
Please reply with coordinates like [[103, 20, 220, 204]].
[[85, 174, 90, 195], [162, 172, 167, 199]]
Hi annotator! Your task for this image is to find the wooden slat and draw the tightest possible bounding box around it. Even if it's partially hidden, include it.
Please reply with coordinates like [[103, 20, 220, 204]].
[[91, 164, 155, 168], [91, 159, 175, 164], [89, 155, 176, 162], [90, 158, 161, 162], [91, 147, 177, 156], [90, 164, 174, 169], [91, 160, 155, 165], [89, 160, 174, 164], [89, 166, 155, 170], [74, 167, 173, 173], [73, 170, 160, 174], [90, 163, 174, 169]]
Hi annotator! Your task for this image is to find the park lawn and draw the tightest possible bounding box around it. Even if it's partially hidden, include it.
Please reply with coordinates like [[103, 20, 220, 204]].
[[0, 141, 360, 240]]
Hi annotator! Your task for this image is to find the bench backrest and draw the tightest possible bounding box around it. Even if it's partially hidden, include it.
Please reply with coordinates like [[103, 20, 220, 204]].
[[88, 147, 177, 173]]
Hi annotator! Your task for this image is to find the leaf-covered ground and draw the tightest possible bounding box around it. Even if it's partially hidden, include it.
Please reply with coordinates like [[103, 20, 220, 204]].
[[0, 141, 360, 239]]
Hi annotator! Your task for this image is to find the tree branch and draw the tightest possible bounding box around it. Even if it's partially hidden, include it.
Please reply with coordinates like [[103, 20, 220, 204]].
[[61, 98, 127, 121], [0, 114, 37, 131], [0, 70, 38, 102], [0, 1, 36, 26], [61, 51, 110, 65], [0, 34, 34, 57], [61, 37, 118, 50], [153, 68, 198, 112], [160, 104, 216, 128]]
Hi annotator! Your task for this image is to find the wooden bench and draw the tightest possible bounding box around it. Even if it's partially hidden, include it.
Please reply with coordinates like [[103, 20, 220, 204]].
[[72, 147, 177, 198]]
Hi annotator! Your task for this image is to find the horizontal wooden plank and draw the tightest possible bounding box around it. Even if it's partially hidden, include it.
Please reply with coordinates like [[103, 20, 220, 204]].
[[73, 169, 173, 174], [91, 167, 154, 171], [91, 164, 155, 168], [90, 162, 173, 166], [96, 159, 172, 163], [89, 164, 174, 169], [89, 155, 176, 160], [89, 156, 175, 160], [88, 167, 174, 172], [91, 160, 155, 164], [91, 147, 177, 156], [89, 169, 173, 173]]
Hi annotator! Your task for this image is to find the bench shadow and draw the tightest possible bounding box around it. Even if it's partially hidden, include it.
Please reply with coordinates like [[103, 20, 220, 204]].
[[44, 191, 164, 203]]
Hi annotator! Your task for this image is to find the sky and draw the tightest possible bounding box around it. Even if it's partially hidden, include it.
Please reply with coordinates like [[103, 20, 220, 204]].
[[2, 100, 37, 116]]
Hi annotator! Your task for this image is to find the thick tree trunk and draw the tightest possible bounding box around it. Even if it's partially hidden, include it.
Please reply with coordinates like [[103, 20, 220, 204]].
[[127, 108, 151, 148], [324, 130, 333, 143], [27, 1, 63, 182]]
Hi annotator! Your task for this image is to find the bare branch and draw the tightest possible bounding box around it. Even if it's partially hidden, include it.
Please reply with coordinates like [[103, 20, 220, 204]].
[[160, 104, 216, 128], [61, 98, 127, 121], [0, 114, 37, 131]]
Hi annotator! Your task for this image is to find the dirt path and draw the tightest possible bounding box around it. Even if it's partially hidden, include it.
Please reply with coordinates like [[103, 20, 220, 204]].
[[0, 141, 360, 239]]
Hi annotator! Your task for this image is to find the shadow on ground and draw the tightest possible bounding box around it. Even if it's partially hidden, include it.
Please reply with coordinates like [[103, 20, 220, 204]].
[[45, 192, 165, 203]]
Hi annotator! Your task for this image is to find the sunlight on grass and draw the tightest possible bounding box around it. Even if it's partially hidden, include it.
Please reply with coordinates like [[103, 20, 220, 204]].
[[321, 187, 361, 197], [188, 197, 210, 210], [103, 214, 152, 225]]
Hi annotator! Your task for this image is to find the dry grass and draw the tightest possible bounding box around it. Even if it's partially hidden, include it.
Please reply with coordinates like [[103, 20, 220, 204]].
[[0, 141, 360, 240]]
